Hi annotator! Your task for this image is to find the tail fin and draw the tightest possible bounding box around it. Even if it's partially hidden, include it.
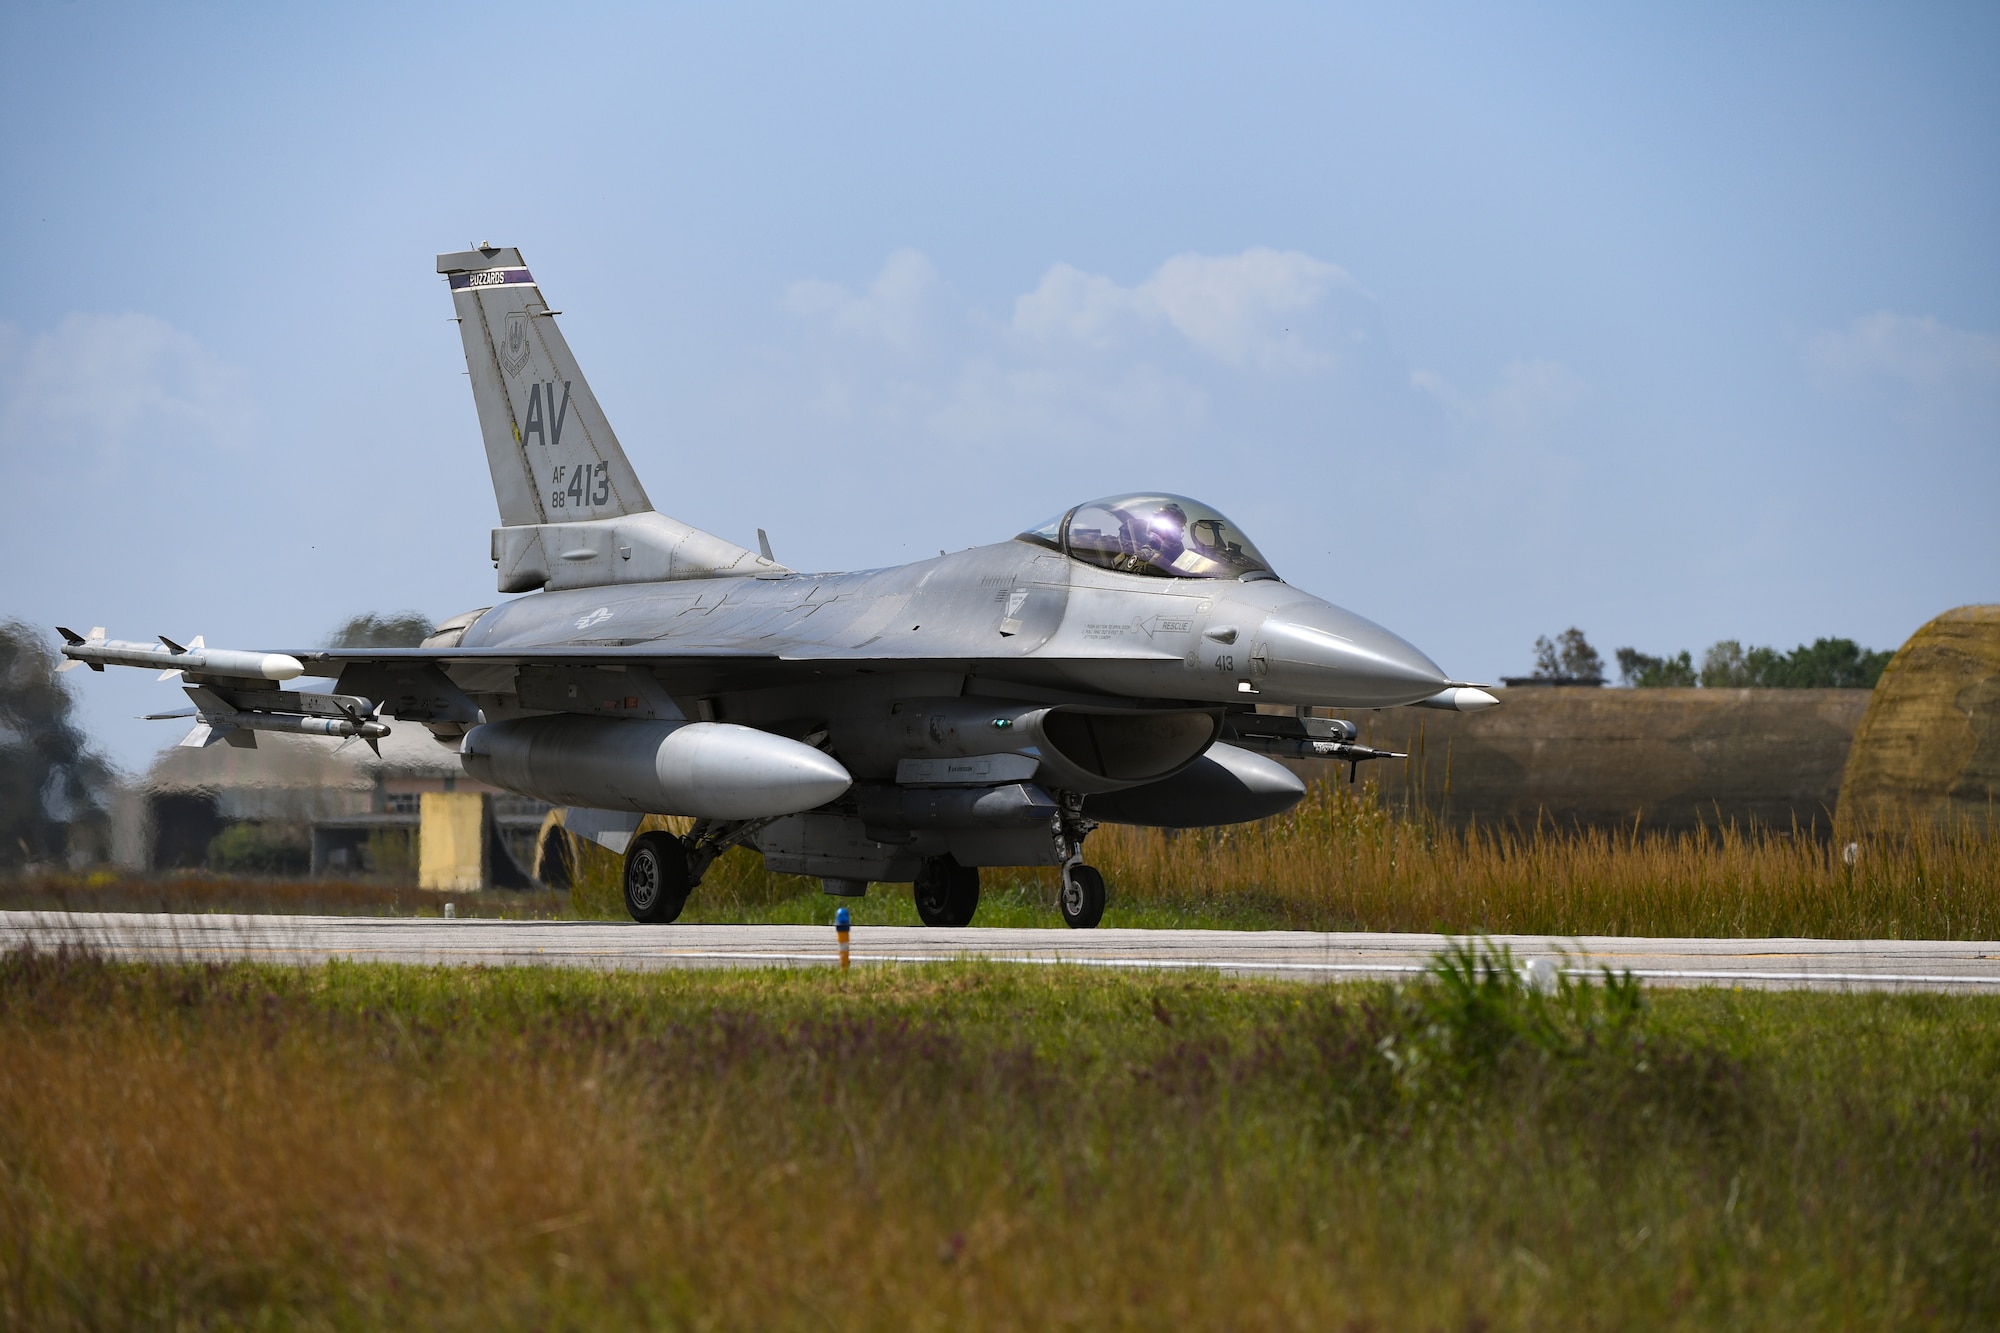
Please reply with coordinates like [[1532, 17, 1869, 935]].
[[437, 246, 781, 592], [438, 246, 652, 527]]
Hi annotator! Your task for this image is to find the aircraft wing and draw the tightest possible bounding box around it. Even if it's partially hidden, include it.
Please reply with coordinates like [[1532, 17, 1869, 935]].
[[295, 644, 1181, 705]]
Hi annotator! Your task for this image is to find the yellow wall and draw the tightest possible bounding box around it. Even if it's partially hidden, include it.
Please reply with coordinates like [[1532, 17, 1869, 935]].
[[419, 791, 489, 892]]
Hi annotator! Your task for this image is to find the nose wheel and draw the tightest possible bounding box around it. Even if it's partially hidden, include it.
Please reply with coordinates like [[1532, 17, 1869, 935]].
[[1059, 862, 1106, 930], [623, 832, 692, 923]]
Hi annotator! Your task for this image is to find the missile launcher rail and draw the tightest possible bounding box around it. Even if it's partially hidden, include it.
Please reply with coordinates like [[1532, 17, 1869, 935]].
[[1220, 712, 1406, 782]]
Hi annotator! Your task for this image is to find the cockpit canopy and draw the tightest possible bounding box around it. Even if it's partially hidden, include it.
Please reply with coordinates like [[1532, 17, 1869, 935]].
[[1018, 493, 1279, 581]]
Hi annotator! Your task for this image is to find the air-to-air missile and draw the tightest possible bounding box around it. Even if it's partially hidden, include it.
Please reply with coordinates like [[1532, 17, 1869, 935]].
[[173, 683, 393, 747], [56, 627, 303, 681]]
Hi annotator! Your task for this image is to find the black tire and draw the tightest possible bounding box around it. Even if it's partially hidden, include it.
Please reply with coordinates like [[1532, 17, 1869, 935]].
[[913, 855, 980, 927], [623, 832, 691, 924], [1059, 863, 1106, 930]]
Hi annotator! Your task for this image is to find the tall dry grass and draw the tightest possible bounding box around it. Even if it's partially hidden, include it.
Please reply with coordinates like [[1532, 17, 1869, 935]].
[[549, 781, 2000, 937], [1085, 780, 2000, 938]]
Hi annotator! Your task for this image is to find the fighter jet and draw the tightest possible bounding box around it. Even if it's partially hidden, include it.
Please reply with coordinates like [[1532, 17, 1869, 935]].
[[60, 244, 1496, 928]]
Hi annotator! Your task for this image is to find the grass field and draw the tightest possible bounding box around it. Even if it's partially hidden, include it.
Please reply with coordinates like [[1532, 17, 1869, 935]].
[[3, 947, 1996, 1329]]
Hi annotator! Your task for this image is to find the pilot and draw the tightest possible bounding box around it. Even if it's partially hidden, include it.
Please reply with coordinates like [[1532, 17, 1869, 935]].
[[1143, 502, 1189, 568]]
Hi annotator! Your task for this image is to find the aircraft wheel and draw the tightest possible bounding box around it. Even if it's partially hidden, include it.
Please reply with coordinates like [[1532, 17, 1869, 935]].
[[624, 832, 691, 924], [1059, 863, 1106, 930], [913, 855, 980, 927]]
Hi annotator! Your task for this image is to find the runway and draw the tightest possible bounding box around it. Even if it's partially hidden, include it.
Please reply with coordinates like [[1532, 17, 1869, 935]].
[[5, 911, 2000, 991]]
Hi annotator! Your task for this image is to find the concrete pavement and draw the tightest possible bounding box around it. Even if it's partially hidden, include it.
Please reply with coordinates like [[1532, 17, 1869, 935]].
[[6, 911, 2000, 992]]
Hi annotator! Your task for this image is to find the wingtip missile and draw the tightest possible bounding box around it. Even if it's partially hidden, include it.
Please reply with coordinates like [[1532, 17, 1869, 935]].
[[57, 631, 304, 681]]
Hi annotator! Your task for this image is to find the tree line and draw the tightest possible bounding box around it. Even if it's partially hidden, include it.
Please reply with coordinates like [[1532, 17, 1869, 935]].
[[1523, 626, 1894, 689], [1615, 637, 1893, 689]]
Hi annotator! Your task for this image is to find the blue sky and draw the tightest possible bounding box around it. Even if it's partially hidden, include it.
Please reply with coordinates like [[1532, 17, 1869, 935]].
[[4, 3, 1996, 772]]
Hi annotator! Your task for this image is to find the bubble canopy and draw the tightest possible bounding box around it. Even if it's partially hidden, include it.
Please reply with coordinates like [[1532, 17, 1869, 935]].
[[1017, 493, 1279, 581]]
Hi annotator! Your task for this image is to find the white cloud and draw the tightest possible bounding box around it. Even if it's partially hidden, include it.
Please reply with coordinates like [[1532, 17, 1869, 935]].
[[923, 357, 1208, 451], [1805, 312, 2000, 391], [1011, 263, 1129, 349], [763, 245, 1416, 491], [1412, 358, 1586, 437], [784, 248, 940, 355], [1013, 247, 1358, 371], [0, 313, 256, 467]]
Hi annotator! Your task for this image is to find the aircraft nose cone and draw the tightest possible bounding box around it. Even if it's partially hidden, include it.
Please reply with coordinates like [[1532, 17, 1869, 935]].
[[1255, 603, 1448, 707]]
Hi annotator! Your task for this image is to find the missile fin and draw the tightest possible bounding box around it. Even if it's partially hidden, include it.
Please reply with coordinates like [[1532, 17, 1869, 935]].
[[158, 635, 187, 654]]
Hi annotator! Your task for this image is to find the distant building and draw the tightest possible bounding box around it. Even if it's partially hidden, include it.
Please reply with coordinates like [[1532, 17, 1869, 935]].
[[114, 724, 547, 878]]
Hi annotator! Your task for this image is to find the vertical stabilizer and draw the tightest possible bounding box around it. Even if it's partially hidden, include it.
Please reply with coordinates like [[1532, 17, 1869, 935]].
[[439, 247, 653, 527]]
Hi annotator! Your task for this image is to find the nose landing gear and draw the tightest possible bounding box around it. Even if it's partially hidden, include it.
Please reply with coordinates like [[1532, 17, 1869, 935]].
[[1053, 790, 1106, 929], [1059, 859, 1106, 929]]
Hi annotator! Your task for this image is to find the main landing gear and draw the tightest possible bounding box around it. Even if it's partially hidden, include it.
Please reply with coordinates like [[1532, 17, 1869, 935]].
[[913, 854, 980, 927], [623, 832, 692, 923], [622, 817, 775, 924]]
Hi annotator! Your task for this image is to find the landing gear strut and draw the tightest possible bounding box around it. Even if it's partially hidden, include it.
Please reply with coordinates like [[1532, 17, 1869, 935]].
[[913, 854, 980, 927], [1054, 791, 1105, 929]]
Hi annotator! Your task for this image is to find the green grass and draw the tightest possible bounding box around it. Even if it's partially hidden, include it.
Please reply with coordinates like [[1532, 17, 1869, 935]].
[[5, 946, 1999, 1328], [678, 872, 1290, 929], [561, 833, 1296, 929]]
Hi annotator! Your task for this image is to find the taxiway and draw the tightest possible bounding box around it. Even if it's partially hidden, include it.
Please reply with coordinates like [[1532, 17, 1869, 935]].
[[5, 911, 2000, 991]]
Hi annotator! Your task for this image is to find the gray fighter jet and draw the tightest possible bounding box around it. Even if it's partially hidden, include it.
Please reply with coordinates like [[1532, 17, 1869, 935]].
[[61, 245, 1496, 928]]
